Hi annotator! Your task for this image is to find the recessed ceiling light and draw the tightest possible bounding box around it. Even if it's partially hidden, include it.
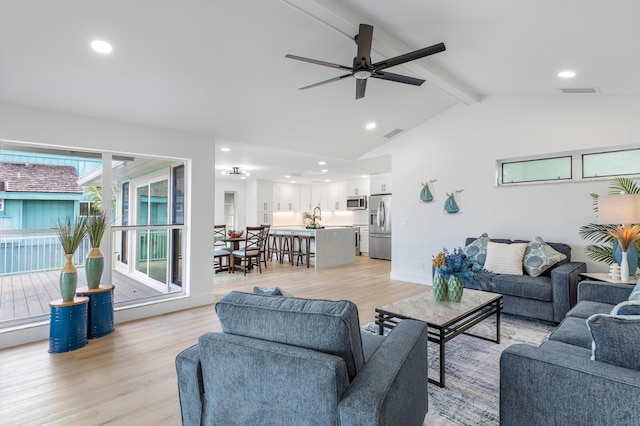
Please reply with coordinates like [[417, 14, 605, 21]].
[[321, 169, 328, 173], [91, 40, 113, 54], [284, 175, 291, 178], [318, 161, 326, 165], [366, 122, 377, 130], [558, 70, 576, 78], [220, 147, 230, 152], [324, 179, 330, 182], [291, 180, 296, 184]]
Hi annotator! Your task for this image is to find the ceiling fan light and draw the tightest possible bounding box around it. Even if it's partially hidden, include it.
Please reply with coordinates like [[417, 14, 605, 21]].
[[353, 70, 372, 79]]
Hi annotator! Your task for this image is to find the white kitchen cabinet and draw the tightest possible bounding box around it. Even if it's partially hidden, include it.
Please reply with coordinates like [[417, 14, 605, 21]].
[[311, 183, 328, 211], [257, 211, 273, 226], [299, 184, 312, 212], [347, 178, 370, 196], [370, 175, 392, 195], [257, 182, 273, 212], [327, 181, 348, 211], [273, 183, 300, 211], [359, 226, 369, 255]]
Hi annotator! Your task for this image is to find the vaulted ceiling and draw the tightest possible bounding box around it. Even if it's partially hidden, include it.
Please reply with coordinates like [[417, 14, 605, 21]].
[[1, 1, 638, 182]]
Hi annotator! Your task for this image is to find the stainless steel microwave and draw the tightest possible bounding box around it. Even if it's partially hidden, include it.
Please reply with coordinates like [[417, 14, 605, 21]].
[[347, 195, 368, 210]]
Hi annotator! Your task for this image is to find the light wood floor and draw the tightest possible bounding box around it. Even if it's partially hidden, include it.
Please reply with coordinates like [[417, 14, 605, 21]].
[[0, 257, 427, 425]]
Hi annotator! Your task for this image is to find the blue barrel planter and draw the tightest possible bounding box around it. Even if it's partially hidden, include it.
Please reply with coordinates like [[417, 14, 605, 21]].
[[49, 297, 89, 353], [76, 285, 115, 339]]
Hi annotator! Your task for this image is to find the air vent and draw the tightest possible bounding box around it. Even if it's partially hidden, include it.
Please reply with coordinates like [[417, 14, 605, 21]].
[[559, 87, 600, 94], [384, 128, 404, 139]]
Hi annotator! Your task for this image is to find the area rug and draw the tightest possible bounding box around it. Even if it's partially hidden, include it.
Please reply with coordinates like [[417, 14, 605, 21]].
[[362, 314, 556, 426]]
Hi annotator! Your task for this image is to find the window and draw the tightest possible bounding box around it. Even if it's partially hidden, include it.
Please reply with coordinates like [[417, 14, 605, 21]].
[[583, 148, 640, 178], [0, 199, 4, 212], [224, 191, 236, 230], [80, 200, 99, 216], [497, 144, 640, 186]]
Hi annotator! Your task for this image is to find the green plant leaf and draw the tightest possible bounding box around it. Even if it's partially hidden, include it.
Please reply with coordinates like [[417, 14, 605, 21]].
[[584, 244, 613, 264], [608, 177, 640, 195], [578, 223, 616, 243]]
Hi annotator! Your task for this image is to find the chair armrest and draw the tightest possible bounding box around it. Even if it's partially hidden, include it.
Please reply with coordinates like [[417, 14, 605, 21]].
[[175, 344, 204, 426], [550, 261, 586, 321], [339, 320, 429, 426], [578, 280, 633, 305], [500, 341, 640, 426]]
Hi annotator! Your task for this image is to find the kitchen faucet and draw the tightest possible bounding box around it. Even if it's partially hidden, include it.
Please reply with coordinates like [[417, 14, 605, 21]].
[[312, 206, 322, 225]]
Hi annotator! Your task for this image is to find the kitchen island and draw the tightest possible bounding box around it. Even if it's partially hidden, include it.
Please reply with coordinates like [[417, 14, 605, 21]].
[[269, 226, 355, 268]]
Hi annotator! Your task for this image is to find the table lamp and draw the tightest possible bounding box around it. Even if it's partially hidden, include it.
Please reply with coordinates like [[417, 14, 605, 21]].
[[598, 193, 640, 281]]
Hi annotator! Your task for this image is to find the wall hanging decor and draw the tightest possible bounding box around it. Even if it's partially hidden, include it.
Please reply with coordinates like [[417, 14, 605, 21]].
[[444, 189, 463, 214], [419, 179, 437, 202]]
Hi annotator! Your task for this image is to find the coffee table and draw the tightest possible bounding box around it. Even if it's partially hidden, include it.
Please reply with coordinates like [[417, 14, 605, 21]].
[[375, 288, 502, 388]]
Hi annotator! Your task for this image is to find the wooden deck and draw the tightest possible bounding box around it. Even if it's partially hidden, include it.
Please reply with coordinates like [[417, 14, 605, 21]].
[[0, 268, 166, 323]]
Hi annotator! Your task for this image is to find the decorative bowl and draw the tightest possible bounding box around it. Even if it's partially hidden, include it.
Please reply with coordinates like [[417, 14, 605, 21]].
[[229, 230, 244, 238]]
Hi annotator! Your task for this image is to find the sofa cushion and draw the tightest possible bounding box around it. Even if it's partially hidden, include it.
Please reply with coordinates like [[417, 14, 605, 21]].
[[491, 274, 552, 301], [587, 313, 640, 370], [513, 240, 571, 277], [566, 301, 616, 319], [523, 236, 567, 277], [548, 316, 594, 349], [215, 291, 365, 381], [484, 242, 527, 275], [463, 233, 491, 270]]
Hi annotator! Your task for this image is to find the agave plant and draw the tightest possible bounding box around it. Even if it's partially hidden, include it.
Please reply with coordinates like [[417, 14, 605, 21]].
[[54, 216, 88, 254], [579, 177, 640, 265]]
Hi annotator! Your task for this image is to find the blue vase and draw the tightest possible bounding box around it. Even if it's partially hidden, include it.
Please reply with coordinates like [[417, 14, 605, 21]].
[[85, 247, 104, 289], [612, 240, 638, 276], [60, 254, 78, 302]]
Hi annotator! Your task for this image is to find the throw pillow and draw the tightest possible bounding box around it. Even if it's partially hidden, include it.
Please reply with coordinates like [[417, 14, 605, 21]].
[[611, 300, 640, 316], [483, 242, 527, 275], [523, 236, 567, 277], [587, 313, 640, 370], [630, 278, 640, 301], [253, 286, 283, 296], [463, 233, 490, 270]]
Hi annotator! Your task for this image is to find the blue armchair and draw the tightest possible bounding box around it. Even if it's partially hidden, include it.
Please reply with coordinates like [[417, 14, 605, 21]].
[[175, 291, 429, 425]]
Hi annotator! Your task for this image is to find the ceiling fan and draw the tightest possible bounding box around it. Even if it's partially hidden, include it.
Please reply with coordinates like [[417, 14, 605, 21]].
[[285, 24, 445, 100]]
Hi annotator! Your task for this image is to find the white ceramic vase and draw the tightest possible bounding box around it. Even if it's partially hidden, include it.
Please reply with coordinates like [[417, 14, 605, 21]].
[[621, 251, 630, 281]]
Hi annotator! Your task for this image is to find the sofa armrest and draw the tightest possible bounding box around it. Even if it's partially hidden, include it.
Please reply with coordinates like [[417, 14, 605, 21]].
[[578, 280, 633, 305], [500, 342, 640, 426], [550, 261, 586, 321], [339, 320, 429, 426], [175, 344, 204, 426]]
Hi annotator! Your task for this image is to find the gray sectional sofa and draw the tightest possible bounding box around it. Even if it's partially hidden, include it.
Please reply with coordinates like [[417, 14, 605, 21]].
[[464, 237, 586, 323], [500, 280, 640, 425]]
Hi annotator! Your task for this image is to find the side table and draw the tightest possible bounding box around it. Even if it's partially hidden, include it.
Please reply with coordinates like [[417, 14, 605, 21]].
[[49, 296, 90, 353], [75, 284, 115, 339]]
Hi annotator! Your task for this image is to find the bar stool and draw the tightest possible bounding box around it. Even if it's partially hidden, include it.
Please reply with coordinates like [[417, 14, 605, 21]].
[[269, 234, 281, 262], [296, 235, 314, 268], [280, 235, 295, 264]]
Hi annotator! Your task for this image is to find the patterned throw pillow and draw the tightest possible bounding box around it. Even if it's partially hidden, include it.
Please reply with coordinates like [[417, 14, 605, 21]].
[[523, 236, 567, 277], [463, 233, 490, 270], [484, 242, 527, 275]]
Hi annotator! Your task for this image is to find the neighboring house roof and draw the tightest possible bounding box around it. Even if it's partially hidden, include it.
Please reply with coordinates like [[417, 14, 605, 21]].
[[0, 162, 83, 193]]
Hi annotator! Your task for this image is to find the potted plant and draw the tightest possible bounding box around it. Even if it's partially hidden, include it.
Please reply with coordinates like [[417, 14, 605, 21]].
[[54, 216, 88, 301], [85, 212, 109, 289], [432, 247, 489, 303]]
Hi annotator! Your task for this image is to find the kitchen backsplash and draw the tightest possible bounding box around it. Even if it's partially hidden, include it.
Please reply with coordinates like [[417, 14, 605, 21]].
[[273, 210, 368, 227]]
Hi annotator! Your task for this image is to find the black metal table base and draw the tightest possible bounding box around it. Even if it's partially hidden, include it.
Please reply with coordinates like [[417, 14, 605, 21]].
[[376, 298, 502, 388]]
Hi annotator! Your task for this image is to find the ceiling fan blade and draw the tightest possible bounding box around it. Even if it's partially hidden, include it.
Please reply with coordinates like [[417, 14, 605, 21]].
[[370, 71, 425, 86], [299, 74, 352, 90], [355, 24, 373, 67], [285, 54, 353, 72], [355, 78, 367, 99], [372, 42, 446, 71]]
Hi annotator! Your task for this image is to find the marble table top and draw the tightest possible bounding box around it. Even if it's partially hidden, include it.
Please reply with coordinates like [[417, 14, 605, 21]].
[[376, 288, 502, 328]]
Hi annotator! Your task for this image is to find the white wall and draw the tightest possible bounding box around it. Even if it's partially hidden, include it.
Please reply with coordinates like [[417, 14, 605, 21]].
[[390, 95, 640, 284], [0, 103, 216, 347]]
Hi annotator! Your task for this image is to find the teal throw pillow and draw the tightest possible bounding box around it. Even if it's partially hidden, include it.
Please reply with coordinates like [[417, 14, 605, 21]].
[[463, 233, 490, 270], [587, 313, 640, 370], [523, 236, 567, 277], [611, 300, 640, 316], [253, 286, 283, 296]]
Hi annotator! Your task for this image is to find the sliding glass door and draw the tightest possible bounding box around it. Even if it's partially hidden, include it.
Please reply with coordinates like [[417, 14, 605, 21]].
[[135, 179, 169, 286]]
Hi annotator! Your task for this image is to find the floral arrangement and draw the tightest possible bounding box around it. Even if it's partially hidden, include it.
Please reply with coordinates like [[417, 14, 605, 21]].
[[432, 247, 489, 290]]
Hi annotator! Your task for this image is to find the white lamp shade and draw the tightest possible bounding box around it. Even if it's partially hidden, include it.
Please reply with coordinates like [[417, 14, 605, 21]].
[[598, 194, 640, 224]]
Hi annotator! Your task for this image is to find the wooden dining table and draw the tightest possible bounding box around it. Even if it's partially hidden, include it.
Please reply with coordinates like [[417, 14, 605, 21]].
[[222, 237, 245, 272]]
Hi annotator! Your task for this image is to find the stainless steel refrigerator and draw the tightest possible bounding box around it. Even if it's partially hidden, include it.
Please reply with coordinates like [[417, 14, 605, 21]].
[[369, 194, 391, 260]]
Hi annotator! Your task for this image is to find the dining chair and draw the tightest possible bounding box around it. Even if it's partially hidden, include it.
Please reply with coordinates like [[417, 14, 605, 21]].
[[230, 226, 265, 275], [259, 224, 271, 269], [213, 224, 231, 273]]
